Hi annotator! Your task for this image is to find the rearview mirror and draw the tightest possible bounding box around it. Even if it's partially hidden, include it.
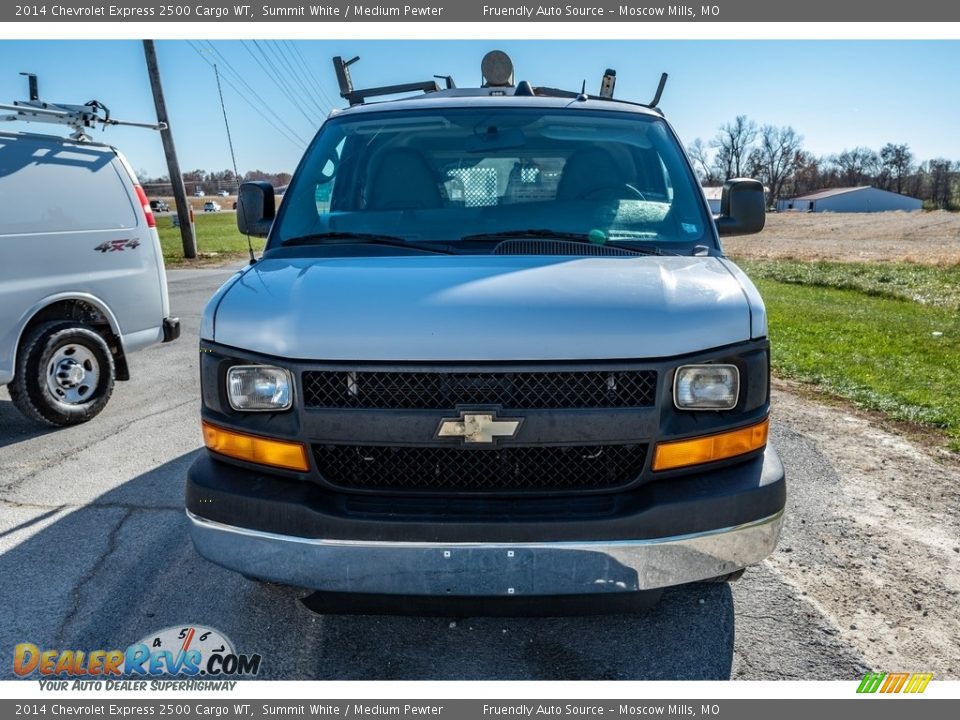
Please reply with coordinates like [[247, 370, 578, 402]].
[[715, 179, 765, 236], [466, 126, 526, 153], [237, 181, 275, 238]]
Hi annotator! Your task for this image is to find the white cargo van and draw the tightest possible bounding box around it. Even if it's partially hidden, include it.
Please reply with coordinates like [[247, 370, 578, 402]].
[[0, 130, 179, 425], [186, 52, 783, 606]]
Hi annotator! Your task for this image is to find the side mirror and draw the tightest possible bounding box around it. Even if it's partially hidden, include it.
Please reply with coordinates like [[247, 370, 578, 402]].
[[715, 179, 765, 236], [237, 181, 275, 238]]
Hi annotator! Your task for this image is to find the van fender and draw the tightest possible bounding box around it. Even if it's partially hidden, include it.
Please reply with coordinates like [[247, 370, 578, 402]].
[[7, 292, 130, 383]]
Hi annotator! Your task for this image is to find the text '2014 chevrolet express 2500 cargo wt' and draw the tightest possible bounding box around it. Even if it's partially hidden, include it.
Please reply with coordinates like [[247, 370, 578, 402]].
[[186, 52, 784, 608]]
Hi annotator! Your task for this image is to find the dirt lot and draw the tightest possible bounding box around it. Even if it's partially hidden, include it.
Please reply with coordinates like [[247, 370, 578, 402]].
[[767, 381, 960, 677], [724, 210, 960, 265]]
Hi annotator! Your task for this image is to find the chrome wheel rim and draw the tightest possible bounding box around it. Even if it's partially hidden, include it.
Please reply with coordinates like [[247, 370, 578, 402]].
[[46, 344, 100, 405]]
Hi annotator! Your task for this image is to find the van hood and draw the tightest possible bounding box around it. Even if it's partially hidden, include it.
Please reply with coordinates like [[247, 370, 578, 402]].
[[210, 255, 756, 361]]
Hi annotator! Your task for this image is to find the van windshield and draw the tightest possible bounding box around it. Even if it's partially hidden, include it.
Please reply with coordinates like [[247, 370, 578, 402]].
[[269, 108, 713, 252]]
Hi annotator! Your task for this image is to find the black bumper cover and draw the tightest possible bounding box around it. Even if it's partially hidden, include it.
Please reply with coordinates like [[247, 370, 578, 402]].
[[186, 445, 786, 544]]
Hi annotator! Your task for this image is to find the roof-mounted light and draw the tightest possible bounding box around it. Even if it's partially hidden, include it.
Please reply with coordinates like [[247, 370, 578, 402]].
[[481, 50, 515, 88]]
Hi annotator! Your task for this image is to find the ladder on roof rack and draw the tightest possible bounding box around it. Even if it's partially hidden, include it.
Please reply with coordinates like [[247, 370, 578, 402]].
[[330, 51, 669, 111], [534, 72, 669, 111], [333, 56, 455, 106], [0, 73, 165, 141]]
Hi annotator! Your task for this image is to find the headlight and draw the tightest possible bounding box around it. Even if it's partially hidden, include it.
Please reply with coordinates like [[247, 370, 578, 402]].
[[674, 364, 739, 410], [227, 365, 292, 411]]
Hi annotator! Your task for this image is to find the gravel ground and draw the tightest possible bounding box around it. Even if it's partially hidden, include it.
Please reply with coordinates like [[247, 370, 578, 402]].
[[763, 383, 960, 677], [724, 210, 960, 264]]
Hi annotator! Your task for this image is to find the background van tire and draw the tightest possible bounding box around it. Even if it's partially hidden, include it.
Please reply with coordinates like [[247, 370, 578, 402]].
[[8, 321, 116, 426]]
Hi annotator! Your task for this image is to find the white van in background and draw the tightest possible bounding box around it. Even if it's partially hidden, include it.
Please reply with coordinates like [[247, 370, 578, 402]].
[[0, 130, 179, 426]]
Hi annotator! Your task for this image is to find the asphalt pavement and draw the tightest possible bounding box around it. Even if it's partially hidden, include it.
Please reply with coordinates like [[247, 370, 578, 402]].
[[0, 267, 871, 680]]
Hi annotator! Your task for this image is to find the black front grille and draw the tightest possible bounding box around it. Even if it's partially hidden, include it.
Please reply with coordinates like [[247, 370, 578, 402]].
[[312, 443, 648, 494], [302, 370, 657, 410]]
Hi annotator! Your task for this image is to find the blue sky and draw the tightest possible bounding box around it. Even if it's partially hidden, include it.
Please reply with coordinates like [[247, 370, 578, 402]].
[[0, 40, 956, 178]]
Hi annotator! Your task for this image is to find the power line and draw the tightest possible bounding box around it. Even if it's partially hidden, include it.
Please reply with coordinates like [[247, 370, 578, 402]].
[[267, 40, 330, 119], [191, 43, 304, 148], [275, 40, 333, 119], [238, 39, 307, 123], [285, 40, 340, 113], [186, 40, 306, 149], [293, 41, 341, 111], [199, 41, 308, 146], [247, 40, 318, 128], [252, 40, 316, 123]]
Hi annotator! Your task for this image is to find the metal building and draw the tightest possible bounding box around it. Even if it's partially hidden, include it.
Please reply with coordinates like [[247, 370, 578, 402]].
[[702, 186, 723, 214], [776, 186, 922, 213]]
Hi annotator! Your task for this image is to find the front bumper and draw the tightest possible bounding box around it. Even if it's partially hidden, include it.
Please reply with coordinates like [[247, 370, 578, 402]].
[[186, 444, 785, 596], [189, 508, 782, 596]]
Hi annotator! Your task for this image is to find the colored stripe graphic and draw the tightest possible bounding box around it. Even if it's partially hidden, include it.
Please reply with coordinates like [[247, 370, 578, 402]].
[[880, 673, 909, 693], [857, 672, 932, 694], [857, 673, 886, 693], [903, 673, 933, 694]]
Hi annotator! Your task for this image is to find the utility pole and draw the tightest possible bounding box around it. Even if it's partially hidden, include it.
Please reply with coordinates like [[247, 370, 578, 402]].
[[143, 39, 196, 259]]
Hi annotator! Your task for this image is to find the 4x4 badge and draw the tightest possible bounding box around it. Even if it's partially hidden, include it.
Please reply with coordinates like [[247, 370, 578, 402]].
[[94, 239, 140, 253], [436, 411, 523, 444]]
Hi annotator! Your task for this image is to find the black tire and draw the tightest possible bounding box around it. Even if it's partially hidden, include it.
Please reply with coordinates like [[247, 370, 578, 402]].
[[7, 321, 115, 426]]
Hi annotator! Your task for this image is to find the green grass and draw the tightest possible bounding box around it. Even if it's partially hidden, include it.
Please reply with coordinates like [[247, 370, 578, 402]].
[[157, 212, 265, 263], [737, 259, 960, 311], [743, 269, 960, 452]]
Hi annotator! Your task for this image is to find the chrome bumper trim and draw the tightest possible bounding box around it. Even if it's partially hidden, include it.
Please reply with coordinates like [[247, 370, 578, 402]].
[[187, 509, 784, 596]]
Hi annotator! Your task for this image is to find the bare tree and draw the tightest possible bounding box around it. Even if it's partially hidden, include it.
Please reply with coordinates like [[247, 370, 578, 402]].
[[711, 115, 758, 179], [784, 151, 821, 197], [832, 147, 880, 187], [696, 118, 960, 206], [755, 125, 805, 205], [927, 159, 954, 209], [243, 169, 293, 187], [712, 144, 733, 182], [744, 147, 761, 178], [907, 160, 927, 200], [879, 143, 914, 194], [686, 138, 714, 183]]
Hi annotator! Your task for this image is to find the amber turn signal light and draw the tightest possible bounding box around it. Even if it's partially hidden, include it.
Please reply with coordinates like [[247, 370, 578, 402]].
[[202, 421, 309, 472], [653, 418, 769, 472]]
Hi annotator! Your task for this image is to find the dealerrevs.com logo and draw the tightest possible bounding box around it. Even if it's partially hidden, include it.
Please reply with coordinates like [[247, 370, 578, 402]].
[[13, 625, 262, 682]]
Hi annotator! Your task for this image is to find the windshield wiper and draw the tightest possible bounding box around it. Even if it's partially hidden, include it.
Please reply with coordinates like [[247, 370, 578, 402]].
[[458, 229, 673, 255], [280, 232, 454, 255]]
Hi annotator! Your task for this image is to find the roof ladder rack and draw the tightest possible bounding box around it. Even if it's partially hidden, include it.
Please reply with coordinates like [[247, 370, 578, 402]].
[[333, 56, 453, 106], [0, 73, 165, 141]]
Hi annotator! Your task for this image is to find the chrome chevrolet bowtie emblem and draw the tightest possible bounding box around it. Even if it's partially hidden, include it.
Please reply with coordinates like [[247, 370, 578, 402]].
[[436, 411, 522, 444]]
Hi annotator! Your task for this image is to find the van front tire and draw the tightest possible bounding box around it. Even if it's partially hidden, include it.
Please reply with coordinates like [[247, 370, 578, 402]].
[[8, 321, 116, 426]]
